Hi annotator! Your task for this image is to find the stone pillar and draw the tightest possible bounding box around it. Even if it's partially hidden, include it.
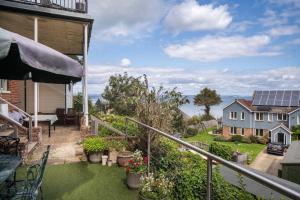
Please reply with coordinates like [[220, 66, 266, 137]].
[[32, 126, 42, 144]]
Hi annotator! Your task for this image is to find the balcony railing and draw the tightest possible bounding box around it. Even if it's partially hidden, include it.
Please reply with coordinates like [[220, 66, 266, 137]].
[[6, 0, 88, 13]]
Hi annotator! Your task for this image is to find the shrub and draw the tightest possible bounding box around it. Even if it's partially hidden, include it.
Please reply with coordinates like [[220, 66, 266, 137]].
[[151, 139, 255, 200], [107, 140, 127, 151], [213, 135, 228, 142], [241, 137, 252, 144], [83, 137, 108, 153], [95, 113, 138, 136], [230, 135, 243, 143], [209, 142, 234, 161], [184, 127, 198, 138], [186, 115, 202, 125], [257, 137, 268, 145], [249, 136, 258, 143]]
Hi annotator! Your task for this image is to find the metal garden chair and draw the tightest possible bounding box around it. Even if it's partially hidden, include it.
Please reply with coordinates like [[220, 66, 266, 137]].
[[7, 145, 50, 200]]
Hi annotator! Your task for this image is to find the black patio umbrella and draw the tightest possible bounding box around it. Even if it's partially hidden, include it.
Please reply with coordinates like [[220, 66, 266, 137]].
[[0, 28, 83, 84]]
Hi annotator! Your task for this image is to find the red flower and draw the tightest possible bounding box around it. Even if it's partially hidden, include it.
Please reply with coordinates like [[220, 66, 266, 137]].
[[127, 167, 131, 172], [143, 156, 148, 165], [128, 159, 133, 163]]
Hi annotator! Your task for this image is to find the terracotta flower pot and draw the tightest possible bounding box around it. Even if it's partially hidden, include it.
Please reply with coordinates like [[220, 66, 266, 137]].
[[126, 172, 142, 189], [88, 152, 102, 163], [117, 151, 133, 167]]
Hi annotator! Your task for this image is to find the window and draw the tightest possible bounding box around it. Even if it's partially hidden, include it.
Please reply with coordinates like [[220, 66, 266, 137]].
[[268, 131, 271, 138], [241, 128, 245, 136], [297, 116, 300, 125], [277, 113, 287, 121], [267, 113, 273, 122], [229, 112, 237, 120], [0, 79, 8, 91], [241, 112, 245, 120], [255, 129, 264, 137], [230, 127, 237, 134], [255, 113, 264, 121]]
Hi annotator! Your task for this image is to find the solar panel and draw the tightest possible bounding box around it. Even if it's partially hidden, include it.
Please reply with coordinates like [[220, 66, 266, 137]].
[[252, 90, 300, 107]]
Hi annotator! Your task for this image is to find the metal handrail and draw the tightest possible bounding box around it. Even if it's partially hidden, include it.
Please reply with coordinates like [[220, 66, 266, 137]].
[[5, 0, 88, 13], [0, 96, 32, 141], [90, 115, 125, 136], [126, 117, 300, 200]]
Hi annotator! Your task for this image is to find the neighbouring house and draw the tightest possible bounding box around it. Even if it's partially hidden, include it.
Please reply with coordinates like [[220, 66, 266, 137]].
[[222, 90, 300, 145], [280, 141, 300, 184]]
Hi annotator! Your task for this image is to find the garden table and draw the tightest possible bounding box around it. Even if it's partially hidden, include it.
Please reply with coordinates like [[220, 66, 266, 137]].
[[0, 153, 21, 184], [25, 114, 58, 137]]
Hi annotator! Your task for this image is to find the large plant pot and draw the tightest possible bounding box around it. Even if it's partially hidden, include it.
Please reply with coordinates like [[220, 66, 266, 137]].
[[127, 172, 142, 189], [232, 152, 248, 165], [117, 151, 133, 167], [88, 152, 102, 163]]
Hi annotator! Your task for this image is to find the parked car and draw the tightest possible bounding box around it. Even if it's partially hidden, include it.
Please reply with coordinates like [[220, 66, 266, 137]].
[[267, 142, 285, 156]]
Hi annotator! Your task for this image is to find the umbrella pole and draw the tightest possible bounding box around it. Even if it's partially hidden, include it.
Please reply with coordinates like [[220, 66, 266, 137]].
[[34, 17, 38, 128]]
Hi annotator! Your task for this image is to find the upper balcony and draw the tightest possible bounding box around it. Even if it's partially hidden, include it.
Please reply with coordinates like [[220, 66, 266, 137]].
[[4, 0, 88, 13]]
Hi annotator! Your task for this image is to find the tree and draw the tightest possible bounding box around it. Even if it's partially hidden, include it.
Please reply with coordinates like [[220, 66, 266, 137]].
[[133, 75, 189, 150], [193, 87, 222, 118], [292, 125, 300, 140], [95, 98, 107, 113], [73, 93, 95, 114], [102, 72, 145, 116]]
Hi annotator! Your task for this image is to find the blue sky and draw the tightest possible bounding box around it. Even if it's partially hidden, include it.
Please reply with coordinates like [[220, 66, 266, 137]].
[[76, 0, 300, 96]]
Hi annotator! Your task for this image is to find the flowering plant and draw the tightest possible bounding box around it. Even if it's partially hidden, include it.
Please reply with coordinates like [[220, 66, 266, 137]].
[[140, 173, 173, 199], [126, 150, 147, 173]]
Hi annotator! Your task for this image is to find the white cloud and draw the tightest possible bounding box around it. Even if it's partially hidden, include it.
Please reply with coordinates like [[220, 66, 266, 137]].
[[120, 58, 131, 67], [89, 0, 166, 41], [164, 0, 232, 34], [164, 35, 278, 62], [269, 0, 300, 8], [268, 25, 300, 37], [74, 64, 300, 96]]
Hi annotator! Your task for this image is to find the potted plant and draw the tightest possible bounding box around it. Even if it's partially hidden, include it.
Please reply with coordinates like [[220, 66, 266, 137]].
[[139, 173, 173, 200], [83, 137, 107, 163], [126, 150, 147, 189], [117, 141, 133, 167]]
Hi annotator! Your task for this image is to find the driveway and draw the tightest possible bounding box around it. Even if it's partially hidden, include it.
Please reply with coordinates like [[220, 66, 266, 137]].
[[250, 147, 284, 176]]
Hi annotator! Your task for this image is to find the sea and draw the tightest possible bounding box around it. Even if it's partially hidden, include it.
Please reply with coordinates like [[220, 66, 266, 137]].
[[89, 95, 252, 118]]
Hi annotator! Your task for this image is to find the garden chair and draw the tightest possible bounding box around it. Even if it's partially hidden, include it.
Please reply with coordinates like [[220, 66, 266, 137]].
[[56, 108, 66, 125], [5, 145, 50, 200]]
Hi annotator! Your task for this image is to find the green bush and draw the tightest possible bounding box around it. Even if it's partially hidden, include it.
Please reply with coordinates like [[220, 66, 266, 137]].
[[241, 137, 252, 144], [151, 139, 255, 200], [213, 135, 228, 142], [230, 135, 243, 143], [95, 113, 138, 136], [83, 137, 108, 153], [257, 137, 268, 145], [209, 142, 234, 161], [184, 127, 198, 138], [249, 136, 258, 143]]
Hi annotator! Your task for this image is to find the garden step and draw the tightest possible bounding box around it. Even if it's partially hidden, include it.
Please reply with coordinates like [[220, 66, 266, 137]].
[[0, 123, 7, 131]]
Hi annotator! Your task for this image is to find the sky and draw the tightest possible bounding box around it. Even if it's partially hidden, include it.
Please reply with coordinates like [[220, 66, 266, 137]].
[[74, 0, 300, 96]]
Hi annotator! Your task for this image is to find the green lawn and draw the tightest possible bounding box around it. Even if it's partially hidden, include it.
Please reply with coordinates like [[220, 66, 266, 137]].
[[184, 131, 265, 163], [17, 163, 137, 200]]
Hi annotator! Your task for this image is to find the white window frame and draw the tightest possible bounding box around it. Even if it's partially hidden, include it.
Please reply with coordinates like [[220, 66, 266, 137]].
[[230, 126, 237, 135], [229, 112, 237, 120], [241, 128, 245, 136], [277, 113, 287, 121], [267, 113, 273, 122], [240, 112, 245, 120], [255, 129, 264, 137], [297, 116, 300, 125], [0, 79, 9, 92], [255, 112, 264, 121]]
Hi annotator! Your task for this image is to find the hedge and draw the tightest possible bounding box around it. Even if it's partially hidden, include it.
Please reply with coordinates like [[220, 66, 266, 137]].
[[209, 142, 234, 161]]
